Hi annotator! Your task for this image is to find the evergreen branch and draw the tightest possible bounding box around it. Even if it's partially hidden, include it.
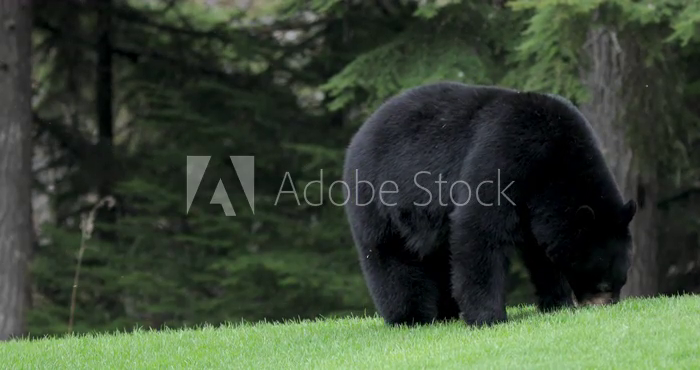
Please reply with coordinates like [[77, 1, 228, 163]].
[[33, 113, 94, 160], [49, 0, 327, 41], [658, 183, 700, 209], [34, 18, 249, 83], [35, 16, 319, 86]]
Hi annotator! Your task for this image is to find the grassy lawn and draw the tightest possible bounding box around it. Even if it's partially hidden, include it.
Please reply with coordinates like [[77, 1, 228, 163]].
[[2, 295, 699, 369]]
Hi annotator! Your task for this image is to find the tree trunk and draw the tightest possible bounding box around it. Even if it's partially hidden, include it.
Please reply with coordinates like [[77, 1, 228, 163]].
[[95, 0, 116, 240], [579, 24, 659, 298], [0, 0, 34, 341], [96, 0, 113, 152]]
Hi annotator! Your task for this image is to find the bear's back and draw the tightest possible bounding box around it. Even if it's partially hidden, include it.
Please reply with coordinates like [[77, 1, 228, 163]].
[[344, 82, 517, 182], [348, 82, 515, 154], [343, 81, 609, 206]]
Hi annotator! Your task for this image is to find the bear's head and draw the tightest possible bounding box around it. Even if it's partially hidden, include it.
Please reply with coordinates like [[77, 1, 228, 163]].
[[558, 199, 637, 306]]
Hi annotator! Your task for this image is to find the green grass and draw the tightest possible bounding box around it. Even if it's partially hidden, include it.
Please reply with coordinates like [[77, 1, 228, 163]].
[[2, 295, 699, 369]]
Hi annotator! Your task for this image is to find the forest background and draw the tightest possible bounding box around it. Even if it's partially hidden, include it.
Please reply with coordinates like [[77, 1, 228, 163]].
[[1, 0, 700, 339]]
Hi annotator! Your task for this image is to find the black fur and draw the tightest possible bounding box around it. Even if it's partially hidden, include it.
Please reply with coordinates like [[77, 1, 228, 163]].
[[342, 82, 636, 328]]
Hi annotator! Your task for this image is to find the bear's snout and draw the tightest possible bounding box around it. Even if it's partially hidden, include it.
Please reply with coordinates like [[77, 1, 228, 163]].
[[579, 292, 614, 306]]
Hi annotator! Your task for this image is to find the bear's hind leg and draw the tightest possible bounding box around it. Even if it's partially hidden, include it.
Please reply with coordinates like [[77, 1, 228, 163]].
[[358, 237, 443, 327]]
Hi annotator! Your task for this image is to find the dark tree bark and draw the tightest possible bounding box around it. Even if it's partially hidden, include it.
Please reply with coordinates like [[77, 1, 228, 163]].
[[0, 0, 34, 341], [579, 23, 659, 298], [97, 0, 113, 147], [95, 0, 116, 240]]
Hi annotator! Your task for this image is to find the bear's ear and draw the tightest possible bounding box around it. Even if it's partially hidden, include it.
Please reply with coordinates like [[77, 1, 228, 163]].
[[619, 199, 637, 225], [575, 205, 596, 229]]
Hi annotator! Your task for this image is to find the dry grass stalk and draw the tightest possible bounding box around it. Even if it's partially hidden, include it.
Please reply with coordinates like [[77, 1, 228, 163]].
[[68, 196, 116, 334]]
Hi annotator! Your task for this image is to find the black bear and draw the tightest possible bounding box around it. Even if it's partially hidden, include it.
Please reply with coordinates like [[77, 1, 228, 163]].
[[342, 82, 636, 328]]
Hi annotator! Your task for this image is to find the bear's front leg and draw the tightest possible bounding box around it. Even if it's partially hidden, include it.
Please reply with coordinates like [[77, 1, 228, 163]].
[[517, 243, 576, 313], [449, 208, 509, 327]]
